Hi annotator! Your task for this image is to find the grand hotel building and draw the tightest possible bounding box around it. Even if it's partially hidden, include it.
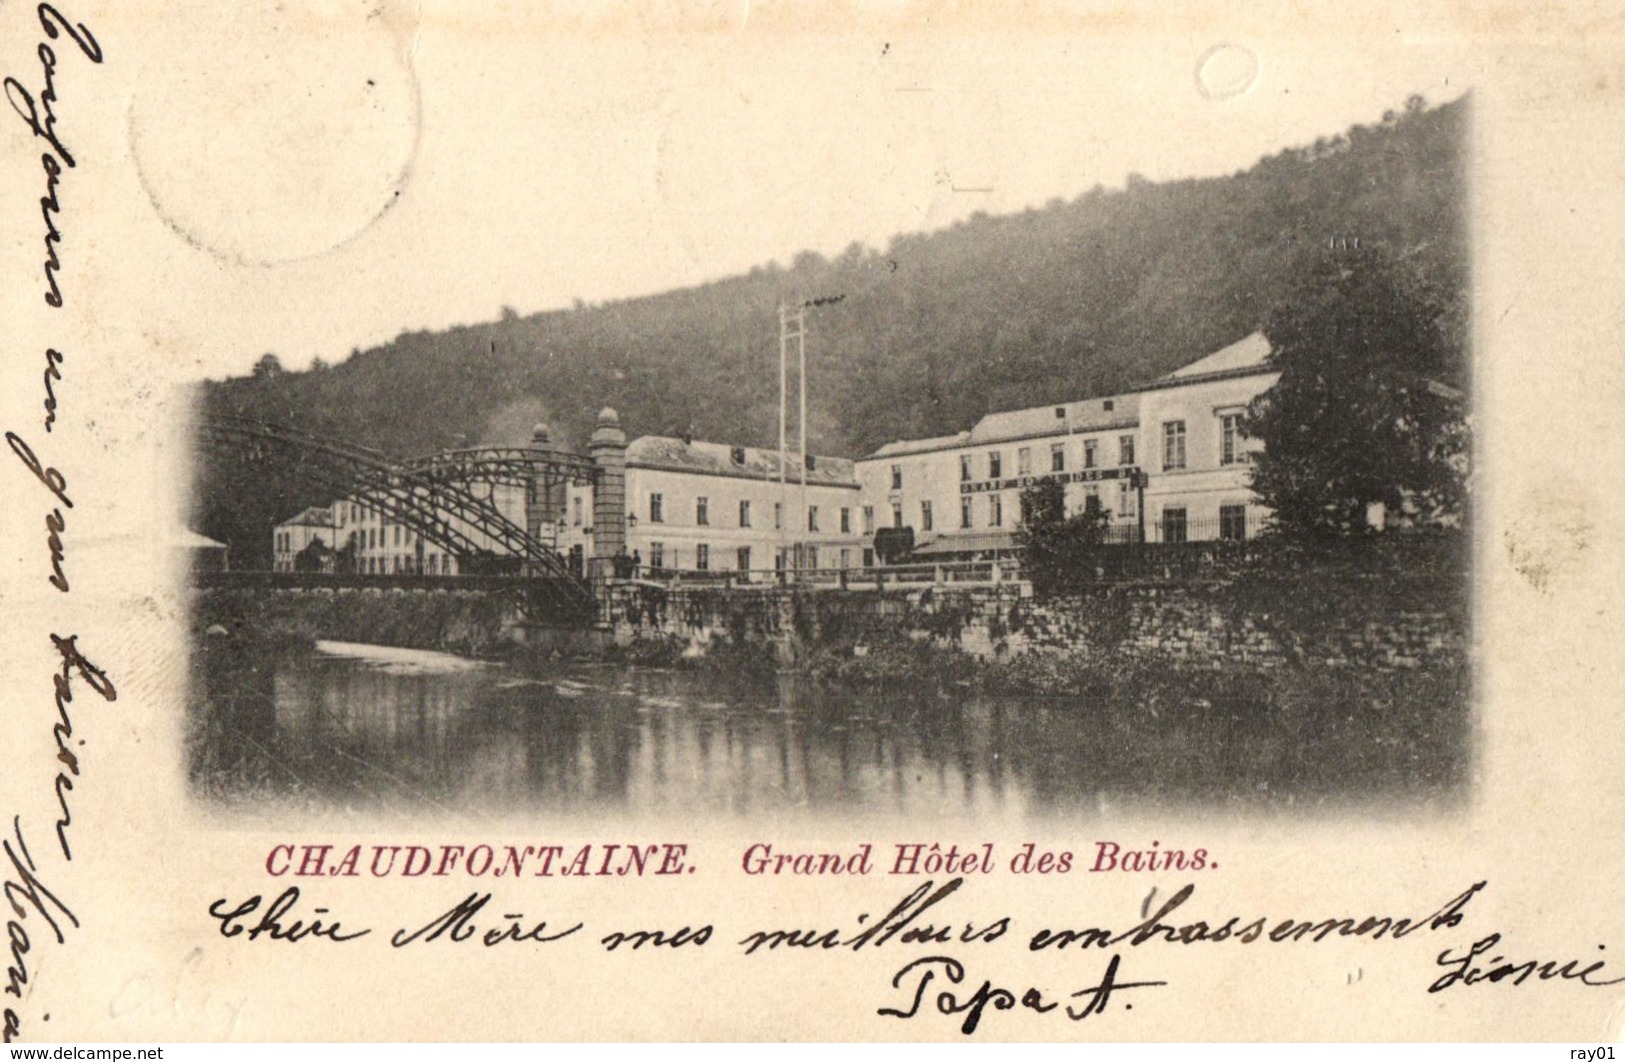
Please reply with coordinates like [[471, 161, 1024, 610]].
[[854, 331, 1279, 557], [273, 332, 1280, 575]]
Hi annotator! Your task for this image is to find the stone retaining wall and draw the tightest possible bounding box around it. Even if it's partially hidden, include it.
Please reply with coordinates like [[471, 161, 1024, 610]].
[[603, 573, 1465, 671]]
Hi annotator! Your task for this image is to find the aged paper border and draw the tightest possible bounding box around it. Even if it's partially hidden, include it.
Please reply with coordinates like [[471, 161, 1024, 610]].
[[1, 0, 1622, 1042]]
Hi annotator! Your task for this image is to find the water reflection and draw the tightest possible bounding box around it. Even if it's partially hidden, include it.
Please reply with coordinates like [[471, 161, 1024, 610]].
[[187, 640, 1463, 817]]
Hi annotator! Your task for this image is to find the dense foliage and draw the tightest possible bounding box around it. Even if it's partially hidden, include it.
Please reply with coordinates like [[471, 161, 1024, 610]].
[[197, 97, 1466, 565], [1244, 244, 1469, 536], [1014, 479, 1113, 594]]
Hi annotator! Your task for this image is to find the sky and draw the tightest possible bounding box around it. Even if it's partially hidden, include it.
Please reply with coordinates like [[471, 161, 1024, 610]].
[[24, 1, 1479, 382]]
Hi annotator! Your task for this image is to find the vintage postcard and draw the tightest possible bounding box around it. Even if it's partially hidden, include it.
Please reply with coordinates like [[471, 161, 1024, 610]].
[[2, 0, 1623, 1044]]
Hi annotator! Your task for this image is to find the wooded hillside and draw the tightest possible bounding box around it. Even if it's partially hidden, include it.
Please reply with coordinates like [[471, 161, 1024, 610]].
[[197, 96, 1467, 563]]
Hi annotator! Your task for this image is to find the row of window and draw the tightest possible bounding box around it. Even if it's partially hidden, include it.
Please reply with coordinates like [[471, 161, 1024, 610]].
[[882, 435, 1138, 493], [1157, 504, 1250, 543], [1162, 413, 1247, 472], [641, 542, 878, 572], [638, 484, 1143, 542], [881, 413, 1247, 490], [646, 494, 864, 535]]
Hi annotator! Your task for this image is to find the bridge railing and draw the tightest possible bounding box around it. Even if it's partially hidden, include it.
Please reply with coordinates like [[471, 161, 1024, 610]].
[[619, 558, 1024, 592], [192, 570, 593, 595]]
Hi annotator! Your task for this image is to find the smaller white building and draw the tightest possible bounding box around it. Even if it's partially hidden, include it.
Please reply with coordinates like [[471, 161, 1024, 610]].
[[560, 436, 866, 578], [271, 506, 338, 572]]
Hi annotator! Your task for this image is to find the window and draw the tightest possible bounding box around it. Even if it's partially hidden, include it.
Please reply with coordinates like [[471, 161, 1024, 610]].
[[806, 546, 819, 570], [921, 500, 934, 531], [649, 542, 665, 570], [891, 464, 903, 490], [774, 502, 782, 530], [1220, 413, 1244, 466], [696, 543, 710, 571], [1051, 443, 1065, 472], [960, 455, 973, 482], [649, 492, 664, 523], [840, 507, 851, 534], [1084, 439, 1098, 469], [394, 526, 402, 546], [891, 501, 903, 528], [807, 505, 819, 532], [839, 548, 851, 570], [1119, 434, 1135, 466], [1161, 507, 1188, 543], [862, 505, 875, 534], [1220, 504, 1248, 541], [1104, 399, 1115, 412], [863, 548, 875, 568], [1118, 480, 1137, 519], [696, 497, 709, 526], [573, 496, 584, 526], [989, 494, 1003, 527], [988, 451, 1002, 478], [961, 498, 973, 529], [427, 555, 438, 575], [1162, 421, 1187, 471], [737, 547, 751, 571], [1086, 485, 1104, 515], [1017, 447, 1032, 475], [738, 499, 751, 528]]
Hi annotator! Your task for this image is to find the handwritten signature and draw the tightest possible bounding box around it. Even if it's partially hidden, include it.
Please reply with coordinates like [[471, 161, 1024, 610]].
[[880, 954, 1165, 1035]]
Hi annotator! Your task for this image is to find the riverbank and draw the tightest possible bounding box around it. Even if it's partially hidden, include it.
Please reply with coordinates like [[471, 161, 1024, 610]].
[[193, 586, 516, 658], [188, 626, 1469, 813]]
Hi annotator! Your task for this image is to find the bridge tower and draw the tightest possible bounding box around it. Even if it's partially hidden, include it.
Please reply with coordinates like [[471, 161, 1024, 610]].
[[525, 422, 568, 552], [588, 407, 627, 582]]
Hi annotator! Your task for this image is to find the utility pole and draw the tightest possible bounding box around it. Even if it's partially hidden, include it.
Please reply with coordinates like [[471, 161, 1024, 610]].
[[778, 300, 821, 580], [778, 303, 805, 582]]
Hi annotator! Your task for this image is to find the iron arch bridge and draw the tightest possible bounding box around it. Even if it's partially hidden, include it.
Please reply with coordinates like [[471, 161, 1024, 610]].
[[197, 416, 599, 617]]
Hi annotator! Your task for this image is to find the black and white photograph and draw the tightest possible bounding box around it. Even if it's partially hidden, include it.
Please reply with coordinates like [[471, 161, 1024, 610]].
[[179, 25, 1470, 821]]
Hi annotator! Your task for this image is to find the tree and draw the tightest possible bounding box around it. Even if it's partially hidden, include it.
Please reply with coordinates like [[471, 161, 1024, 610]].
[[294, 535, 332, 573], [251, 352, 284, 378], [1244, 245, 1468, 538], [1015, 480, 1112, 594]]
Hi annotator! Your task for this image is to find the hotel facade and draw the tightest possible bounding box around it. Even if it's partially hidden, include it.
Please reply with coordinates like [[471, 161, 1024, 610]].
[[558, 435, 867, 578], [853, 331, 1278, 557]]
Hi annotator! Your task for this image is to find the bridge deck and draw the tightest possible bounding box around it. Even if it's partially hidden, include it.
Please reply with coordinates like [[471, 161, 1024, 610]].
[[193, 570, 590, 595]]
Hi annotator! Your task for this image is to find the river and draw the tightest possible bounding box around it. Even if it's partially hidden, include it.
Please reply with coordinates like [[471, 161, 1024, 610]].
[[187, 639, 1464, 819]]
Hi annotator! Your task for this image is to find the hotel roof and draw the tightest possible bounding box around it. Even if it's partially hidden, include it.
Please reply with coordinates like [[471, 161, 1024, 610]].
[[968, 392, 1141, 447], [1155, 331, 1273, 383], [871, 431, 971, 459], [864, 393, 1140, 461], [628, 435, 858, 487], [862, 333, 1275, 460], [278, 505, 336, 527]]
